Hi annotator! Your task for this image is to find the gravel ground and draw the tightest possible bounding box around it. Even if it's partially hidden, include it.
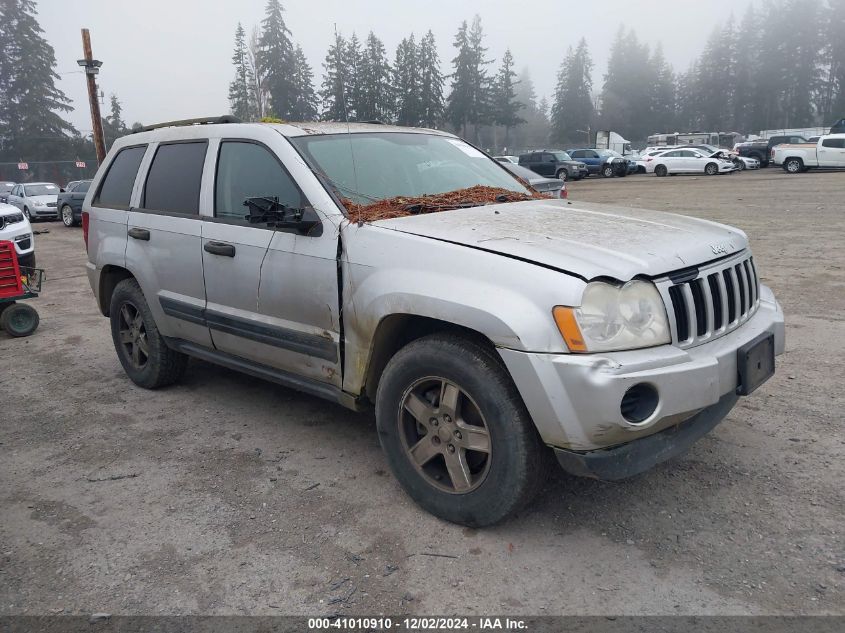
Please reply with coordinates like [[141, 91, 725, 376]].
[[1, 170, 843, 616]]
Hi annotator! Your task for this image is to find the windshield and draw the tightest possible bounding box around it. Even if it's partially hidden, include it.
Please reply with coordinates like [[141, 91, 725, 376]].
[[291, 132, 530, 207], [552, 151, 573, 161], [24, 183, 58, 196], [0, 184, 13, 193]]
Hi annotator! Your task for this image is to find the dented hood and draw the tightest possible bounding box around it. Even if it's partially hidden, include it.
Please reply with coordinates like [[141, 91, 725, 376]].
[[373, 199, 748, 281]]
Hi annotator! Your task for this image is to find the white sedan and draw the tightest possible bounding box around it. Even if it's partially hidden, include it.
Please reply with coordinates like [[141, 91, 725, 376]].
[[646, 149, 736, 177]]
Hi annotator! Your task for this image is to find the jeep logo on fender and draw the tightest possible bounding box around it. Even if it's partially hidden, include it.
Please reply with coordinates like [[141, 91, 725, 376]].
[[710, 242, 734, 255]]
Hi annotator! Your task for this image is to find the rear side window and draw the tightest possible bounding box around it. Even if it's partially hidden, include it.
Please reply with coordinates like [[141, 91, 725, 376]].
[[570, 151, 584, 158], [822, 138, 845, 148], [214, 141, 304, 220], [143, 142, 207, 214], [96, 146, 146, 208]]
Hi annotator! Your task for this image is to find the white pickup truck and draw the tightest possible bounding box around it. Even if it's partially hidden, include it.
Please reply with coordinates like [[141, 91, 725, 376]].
[[771, 134, 845, 172]]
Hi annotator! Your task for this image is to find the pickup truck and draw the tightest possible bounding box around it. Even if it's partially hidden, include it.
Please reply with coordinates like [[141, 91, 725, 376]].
[[735, 135, 809, 167], [82, 118, 785, 526], [771, 134, 845, 172]]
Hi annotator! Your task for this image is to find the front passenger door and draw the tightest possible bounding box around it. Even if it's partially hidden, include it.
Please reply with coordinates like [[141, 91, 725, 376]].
[[202, 139, 341, 386]]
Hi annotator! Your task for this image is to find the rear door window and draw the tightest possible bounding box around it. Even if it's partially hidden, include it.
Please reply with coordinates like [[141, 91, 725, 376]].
[[96, 145, 146, 208], [822, 138, 845, 148], [142, 142, 207, 214], [214, 141, 304, 221]]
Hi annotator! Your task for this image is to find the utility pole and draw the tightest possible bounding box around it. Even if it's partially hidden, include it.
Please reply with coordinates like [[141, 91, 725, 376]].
[[78, 29, 106, 165]]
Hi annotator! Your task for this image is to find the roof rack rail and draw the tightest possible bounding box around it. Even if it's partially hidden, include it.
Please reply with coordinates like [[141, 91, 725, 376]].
[[132, 115, 242, 134]]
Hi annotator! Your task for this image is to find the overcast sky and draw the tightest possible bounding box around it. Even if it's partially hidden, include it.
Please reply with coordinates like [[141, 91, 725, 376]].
[[40, 0, 755, 132]]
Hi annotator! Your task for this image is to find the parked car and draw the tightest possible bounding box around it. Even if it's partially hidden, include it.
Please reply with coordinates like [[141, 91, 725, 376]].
[[566, 148, 631, 177], [57, 179, 92, 227], [0, 182, 15, 204], [771, 134, 845, 172], [0, 202, 35, 268], [501, 162, 567, 199], [6, 182, 60, 221], [648, 148, 735, 176], [735, 135, 809, 167], [84, 118, 784, 526], [494, 156, 519, 164], [518, 150, 588, 181]]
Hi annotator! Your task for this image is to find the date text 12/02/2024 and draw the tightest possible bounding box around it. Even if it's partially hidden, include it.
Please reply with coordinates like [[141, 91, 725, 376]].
[[308, 617, 528, 630]]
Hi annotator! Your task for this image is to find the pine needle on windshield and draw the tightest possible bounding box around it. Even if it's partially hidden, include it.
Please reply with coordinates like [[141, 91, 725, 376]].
[[342, 185, 547, 222]]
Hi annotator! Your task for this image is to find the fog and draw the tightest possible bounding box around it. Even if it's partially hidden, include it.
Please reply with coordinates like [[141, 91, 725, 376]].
[[40, 0, 755, 131]]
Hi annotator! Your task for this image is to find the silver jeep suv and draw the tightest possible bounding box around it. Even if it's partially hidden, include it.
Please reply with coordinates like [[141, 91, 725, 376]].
[[83, 118, 785, 526]]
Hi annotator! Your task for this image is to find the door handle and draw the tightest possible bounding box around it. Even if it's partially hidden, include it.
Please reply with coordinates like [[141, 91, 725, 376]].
[[128, 227, 150, 241], [204, 241, 236, 257]]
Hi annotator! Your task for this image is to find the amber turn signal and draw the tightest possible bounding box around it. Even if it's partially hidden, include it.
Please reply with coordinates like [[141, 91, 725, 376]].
[[553, 306, 588, 353]]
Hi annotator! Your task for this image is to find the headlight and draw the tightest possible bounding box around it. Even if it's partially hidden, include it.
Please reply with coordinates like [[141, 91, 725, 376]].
[[553, 280, 671, 353]]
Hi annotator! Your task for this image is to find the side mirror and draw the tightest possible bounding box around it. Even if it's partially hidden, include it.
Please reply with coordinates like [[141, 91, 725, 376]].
[[274, 206, 323, 236]]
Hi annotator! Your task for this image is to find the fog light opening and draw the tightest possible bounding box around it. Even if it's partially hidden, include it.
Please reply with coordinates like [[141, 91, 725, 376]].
[[620, 383, 659, 425]]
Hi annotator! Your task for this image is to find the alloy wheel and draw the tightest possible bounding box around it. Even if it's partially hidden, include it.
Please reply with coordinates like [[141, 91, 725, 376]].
[[398, 377, 492, 494], [118, 302, 149, 369], [62, 205, 74, 226]]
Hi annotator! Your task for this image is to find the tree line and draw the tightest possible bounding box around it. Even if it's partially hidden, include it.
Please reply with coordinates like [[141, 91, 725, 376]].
[[1, 0, 843, 184], [233, 0, 845, 148]]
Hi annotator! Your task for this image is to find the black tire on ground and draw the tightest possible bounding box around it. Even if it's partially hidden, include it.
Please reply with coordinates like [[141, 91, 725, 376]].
[[555, 170, 568, 182], [0, 303, 39, 337], [22, 206, 31, 221], [375, 333, 552, 527], [601, 165, 614, 178], [749, 152, 764, 164], [784, 158, 804, 174], [61, 204, 78, 227], [736, 160, 746, 171], [705, 162, 719, 176], [655, 165, 668, 177], [109, 278, 188, 389]]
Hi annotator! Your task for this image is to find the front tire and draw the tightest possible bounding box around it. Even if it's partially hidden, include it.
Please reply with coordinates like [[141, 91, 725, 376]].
[[61, 204, 77, 227], [22, 206, 31, 221], [555, 169, 568, 182], [601, 165, 614, 178], [375, 334, 549, 527], [109, 278, 188, 389], [705, 162, 719, 176]]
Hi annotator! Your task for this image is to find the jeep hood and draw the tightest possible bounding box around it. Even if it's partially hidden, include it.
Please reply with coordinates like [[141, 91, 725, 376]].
[[0, 203, 22, 218], [372, 200, 748, 281]]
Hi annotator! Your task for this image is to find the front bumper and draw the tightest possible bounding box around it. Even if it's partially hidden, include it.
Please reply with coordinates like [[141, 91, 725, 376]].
[[498, 285, 785, 453], [31, 206, 58, 218]]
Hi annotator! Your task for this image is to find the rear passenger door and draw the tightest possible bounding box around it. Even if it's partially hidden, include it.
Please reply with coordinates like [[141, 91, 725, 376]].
[[125, 141, 212, 347]]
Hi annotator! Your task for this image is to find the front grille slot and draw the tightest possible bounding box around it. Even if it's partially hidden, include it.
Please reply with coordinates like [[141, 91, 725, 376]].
[[664, 253, 760, 348]]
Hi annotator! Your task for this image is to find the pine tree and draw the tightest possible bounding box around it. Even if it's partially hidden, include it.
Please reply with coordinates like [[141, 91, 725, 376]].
[[648, 44, 676, 133], [290, 45, 318, 121], [356, 32, 393, 122], [346, 33, 363, 119], [0, 0, 75, 172], [417, 30, 444, 128], [491, 49, 523, 148], [600, 29, 651, 141], [446, 16, 492, 139], [826, 0, 845, 118], [731, 6, 759, 132], [257, 0, 295, 119], [102, 94, 126, 149], [229, 23, 257, 121], [551, 39, 594, 145], [393, 35, 422, 126], [320, 32, 351, 121]]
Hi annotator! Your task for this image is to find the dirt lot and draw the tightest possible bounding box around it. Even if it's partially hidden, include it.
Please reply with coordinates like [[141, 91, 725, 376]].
[[1, 170, 843, 616]]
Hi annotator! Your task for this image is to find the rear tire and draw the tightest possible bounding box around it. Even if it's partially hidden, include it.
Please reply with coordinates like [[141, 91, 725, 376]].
[[784, 158, 803, 174], [109, 278, 188, 389], [61, 204, 77, 227], [0, 303, 39, 337], [655, 165, 668, 177], [375, 334, 550, 527]]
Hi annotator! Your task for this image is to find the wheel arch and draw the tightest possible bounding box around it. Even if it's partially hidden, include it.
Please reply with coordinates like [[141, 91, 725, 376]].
[[361, 314, 498, 402], [98, 265, 135, 316]]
